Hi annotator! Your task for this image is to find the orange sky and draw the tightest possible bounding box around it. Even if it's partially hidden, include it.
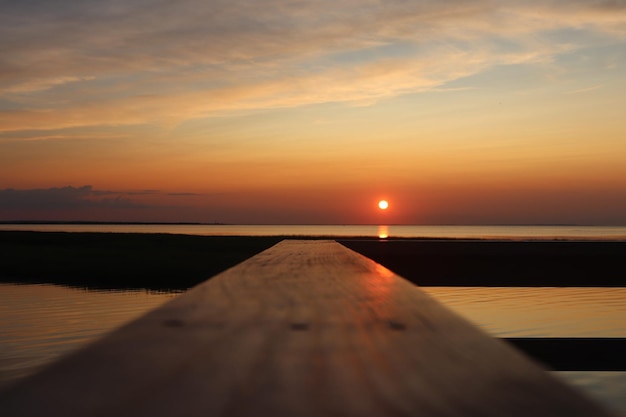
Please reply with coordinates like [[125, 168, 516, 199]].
[[1, 1, 626, 224]]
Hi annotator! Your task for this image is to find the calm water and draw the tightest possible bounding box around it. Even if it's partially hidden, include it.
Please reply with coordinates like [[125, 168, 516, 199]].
[[0, 283, 624, 414], [421, 287, 626, 415], [421, 287, 626, 338], [2, 223, 626, 240], [0, 284, 179, 389]]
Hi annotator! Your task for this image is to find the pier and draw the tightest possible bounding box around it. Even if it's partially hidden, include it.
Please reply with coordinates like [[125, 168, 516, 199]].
[[0, 240, 616, 416]]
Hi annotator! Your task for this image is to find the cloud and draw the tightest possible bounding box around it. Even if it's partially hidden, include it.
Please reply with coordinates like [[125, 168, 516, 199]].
[[167, 192, 204, 196], [2, 76, 96, 94], [0, 186, 143, 210], [565, 84, 605, 94], [0, 130, 131, 143], [1, 0, 625, 132]]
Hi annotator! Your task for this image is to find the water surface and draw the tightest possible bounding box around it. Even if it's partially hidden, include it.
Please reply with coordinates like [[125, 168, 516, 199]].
[[1, 282, 625, 414], [2, 223, 626, 240], [0, 283, 178, 388], [421, 287, 626, 337], [421, 286, 626, 415]]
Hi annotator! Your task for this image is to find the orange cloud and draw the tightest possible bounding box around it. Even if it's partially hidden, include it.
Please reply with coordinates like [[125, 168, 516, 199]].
[[2, 1, 625, 134]]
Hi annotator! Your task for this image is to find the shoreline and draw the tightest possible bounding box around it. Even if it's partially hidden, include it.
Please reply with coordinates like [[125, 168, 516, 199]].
[[2, 224, 626, 242], [1, 231, 625, 289], [341, 239, 626, 287], [0, 231, 283, 291]]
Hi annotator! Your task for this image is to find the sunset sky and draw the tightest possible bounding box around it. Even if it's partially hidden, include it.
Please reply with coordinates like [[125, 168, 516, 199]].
[[1, 1, 625, 224]]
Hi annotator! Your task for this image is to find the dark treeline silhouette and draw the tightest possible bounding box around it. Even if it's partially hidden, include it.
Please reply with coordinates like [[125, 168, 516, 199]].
[[0, 231, 282, 291], [2, 232, 625, 290], [340, 240, 626, 286]]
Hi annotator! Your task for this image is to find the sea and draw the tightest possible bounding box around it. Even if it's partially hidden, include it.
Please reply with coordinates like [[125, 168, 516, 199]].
[[2, 223, 626, 240], [1, 224, 625, 414]]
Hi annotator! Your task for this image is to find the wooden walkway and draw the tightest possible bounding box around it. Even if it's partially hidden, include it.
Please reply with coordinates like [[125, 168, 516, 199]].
[[0, 240, 616, 416]]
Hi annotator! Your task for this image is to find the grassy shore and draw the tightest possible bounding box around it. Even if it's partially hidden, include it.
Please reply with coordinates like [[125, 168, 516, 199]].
[[1, 231, 625, 290], [0, 231, 283, 290], [341, 239, 626, 286]]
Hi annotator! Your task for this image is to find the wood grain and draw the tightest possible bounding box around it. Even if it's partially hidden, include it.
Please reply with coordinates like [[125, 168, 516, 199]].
[[0, 240, 615, 416]]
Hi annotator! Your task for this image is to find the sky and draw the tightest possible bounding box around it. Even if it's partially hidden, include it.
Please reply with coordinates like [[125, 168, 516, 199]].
[[1, 0, 625, 224]]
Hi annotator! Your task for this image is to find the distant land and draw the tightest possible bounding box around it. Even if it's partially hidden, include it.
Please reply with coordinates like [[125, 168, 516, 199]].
[[0, 220, 592, 226], [0, 220, 227, 225]]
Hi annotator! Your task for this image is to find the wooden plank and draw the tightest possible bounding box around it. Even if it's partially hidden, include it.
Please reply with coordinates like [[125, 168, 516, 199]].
[[0, 240, 615, 417]]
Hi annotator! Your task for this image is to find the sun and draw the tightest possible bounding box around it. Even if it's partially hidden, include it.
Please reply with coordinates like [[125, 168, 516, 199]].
[[378, 200, 389, 210]]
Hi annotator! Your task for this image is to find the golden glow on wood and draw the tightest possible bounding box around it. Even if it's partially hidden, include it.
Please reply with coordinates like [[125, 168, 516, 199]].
[[0, 241, 615, 417]]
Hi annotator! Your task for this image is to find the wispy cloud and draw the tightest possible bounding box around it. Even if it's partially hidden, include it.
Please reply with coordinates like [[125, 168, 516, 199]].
[[2, 76, 96, 94], [0, 186, 142, 210], [0, 185, 241, 222], [0, 131, 131, 143], [565, 84, 605, 94], [1, 0, 625, 133]]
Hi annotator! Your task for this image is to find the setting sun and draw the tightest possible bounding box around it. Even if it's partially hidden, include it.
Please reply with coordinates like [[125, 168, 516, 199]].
[[378, 200, 389, 210]]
